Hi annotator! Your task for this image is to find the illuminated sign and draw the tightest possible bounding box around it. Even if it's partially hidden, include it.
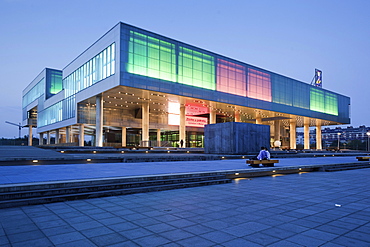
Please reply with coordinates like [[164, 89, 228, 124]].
[[315, 69, 322, 87], [185, 116, 208, 127], [168, 114, 208, 127]]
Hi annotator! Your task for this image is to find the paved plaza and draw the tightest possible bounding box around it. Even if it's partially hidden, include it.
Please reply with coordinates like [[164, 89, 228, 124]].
[[1, 166, 370, 246], [0, 156, 362, 185]]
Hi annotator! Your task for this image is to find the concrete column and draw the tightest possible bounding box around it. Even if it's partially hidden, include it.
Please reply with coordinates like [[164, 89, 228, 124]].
[[304, 118, 310, 149], [180, 104, 186, 147], [121, 127, 126, 147], [157, 129, 161, 147], [256, 116, 262, 125], [28, 126, 32, 146], [316, 120, 322, 150], [234, 110, 241, 122], [289, 119, 297, 150], [274, 120, 281, 142], [209, 109, 216, 124], [39, 133, 44, 145], [95, 94, 103, 147], [142, 102, 149, 146], [79, 124, 84, 147], [46, 131, 51, 145], [55, 129, 60, 144], [66, 126, 71, 143]]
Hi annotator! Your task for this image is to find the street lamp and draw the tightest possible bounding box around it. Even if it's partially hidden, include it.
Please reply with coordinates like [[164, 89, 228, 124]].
[[337, 132, 341, 150], [367, 132, 370, 152]]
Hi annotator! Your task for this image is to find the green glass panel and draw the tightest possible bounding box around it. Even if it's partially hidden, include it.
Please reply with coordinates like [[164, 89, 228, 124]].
[[127, 31, 176, 82], [178, 46, 215, 90], [310, 88, 325, 113]]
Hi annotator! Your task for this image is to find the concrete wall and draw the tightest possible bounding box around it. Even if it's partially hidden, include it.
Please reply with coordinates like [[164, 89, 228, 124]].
[[204, 122, 270, 154]]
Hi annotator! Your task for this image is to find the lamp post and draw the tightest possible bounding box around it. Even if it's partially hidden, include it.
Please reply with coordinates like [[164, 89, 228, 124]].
[[367, 132, 370, 152], [337, 132, 341, 150]]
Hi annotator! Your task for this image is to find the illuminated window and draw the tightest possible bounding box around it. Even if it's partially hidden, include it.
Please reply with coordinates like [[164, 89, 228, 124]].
[[217, 59, 246, 96], [127, 31, 176, 82], [178, 47, 215, 90], [22, 78, 45, 107], [247, 68, 272, 102], [310, 88, 338, 115], [63, 43, 115, 98]]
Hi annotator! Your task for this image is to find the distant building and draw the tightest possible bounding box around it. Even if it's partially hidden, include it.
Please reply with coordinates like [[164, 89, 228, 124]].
[[297, 125, 370, 148], [22, 22, 350, 148]]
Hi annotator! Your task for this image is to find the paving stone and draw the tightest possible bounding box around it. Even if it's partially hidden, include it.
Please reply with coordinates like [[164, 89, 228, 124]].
[[132, 234, 171, 246], [176, 236, 216, 247], [49, 231, 87, 245], [11, 237, 54, 247], [90, 232, 128, 246]]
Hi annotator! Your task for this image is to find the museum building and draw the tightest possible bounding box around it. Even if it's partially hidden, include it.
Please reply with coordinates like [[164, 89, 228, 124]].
[[22, 22, 350, 149]]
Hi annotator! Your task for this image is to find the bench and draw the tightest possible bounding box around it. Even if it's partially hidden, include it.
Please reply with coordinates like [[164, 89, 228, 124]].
[[356, 156, 370, 161], [246, 160, 279, 168]]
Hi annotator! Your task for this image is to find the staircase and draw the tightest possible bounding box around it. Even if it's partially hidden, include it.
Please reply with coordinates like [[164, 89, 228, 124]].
[[323, 163, 370, 172], [0, 173, 231, 208]]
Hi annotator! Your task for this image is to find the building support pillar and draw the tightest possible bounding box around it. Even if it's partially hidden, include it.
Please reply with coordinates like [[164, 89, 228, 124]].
[[234, 109, 241, 122], [55, 129, 60, 144], [209, 108, 216, 124], [274, 120, 281, 143], [121, 127, 126, 147], [256, 113, 262, 124], [28, 126, 33, 146], [316, 120, 322, 150], [157, 129, 161, 147], [95, 94, 103, 147], [179, 104, 186, 148], [289, 119, 297, 150], [46, 131, 51, 145], [304, 118, 310, 149], [142, 102, 150, 147], [79, 124, 84, 147], [66, 126, 71, 143], [39, 133, 43, 145]]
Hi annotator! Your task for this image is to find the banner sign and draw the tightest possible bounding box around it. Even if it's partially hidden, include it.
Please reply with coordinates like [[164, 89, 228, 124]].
[[315, 69, 322, 87]]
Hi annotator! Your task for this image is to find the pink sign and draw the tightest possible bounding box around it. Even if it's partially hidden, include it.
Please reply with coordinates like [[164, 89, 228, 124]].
[[185, 116, 208, 127]]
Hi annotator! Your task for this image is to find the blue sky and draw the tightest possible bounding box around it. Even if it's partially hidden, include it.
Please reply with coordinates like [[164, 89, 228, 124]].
[[0, 0, 369, 138]]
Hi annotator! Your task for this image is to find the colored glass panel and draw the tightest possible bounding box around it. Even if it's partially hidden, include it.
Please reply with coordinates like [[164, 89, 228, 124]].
[[178, 47, 215, 90], [247, 68, 272, 102], [127, 31, 176, 82], [310, 88, 337, 115], [46, 70, 63, 99], [217, 59, 246, 96], [310, 88, 325, 113]]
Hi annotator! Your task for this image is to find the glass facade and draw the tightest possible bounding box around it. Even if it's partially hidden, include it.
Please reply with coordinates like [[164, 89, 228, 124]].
[[178, 47, 215, 90], [125, 27, 344, 118], [36, 43, 116, 128], [310, 88, 338, 116], [64, 43, 115, 97], [46, 69, 63, 99], [128, 31, 176, 82], [22, 78, 45, 108], [217, 59, 246, 97], [247, 68, 272, 102]]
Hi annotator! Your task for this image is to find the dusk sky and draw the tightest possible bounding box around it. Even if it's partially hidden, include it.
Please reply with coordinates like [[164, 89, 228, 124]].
[[1, 0, 369, 138]]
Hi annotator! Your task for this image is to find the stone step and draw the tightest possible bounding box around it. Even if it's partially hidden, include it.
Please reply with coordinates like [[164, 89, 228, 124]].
[[0, 174, 231, 208], [323, 163, 370, 172]]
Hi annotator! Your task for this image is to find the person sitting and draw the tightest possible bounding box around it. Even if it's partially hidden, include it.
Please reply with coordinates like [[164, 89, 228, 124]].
[[264, 147, 271, 160], [257, 146, 269, 160]]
